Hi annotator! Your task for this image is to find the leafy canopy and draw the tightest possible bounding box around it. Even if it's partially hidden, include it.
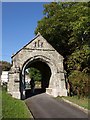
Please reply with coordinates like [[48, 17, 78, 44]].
[[35, 2, 90, 97], [28, 67, 42, 81], [0, 61, 11, 71]]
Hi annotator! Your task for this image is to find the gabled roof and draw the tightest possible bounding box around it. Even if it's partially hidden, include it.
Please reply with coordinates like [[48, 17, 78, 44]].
[[11, 33, 41, 58], [11, 32, 64, 59]]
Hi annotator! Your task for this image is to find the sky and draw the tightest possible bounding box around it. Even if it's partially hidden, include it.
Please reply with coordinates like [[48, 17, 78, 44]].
[[1, 2, 49, 63]]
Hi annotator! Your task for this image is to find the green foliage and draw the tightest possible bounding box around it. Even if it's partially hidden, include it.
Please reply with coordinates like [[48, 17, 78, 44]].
[[35, 2, 90, 97], [35, 2, 90, 57], [0, 61, 11, 71], [28, 67, 42, 81], [67, 45, 90, 73], [69, 71, 89, 97]]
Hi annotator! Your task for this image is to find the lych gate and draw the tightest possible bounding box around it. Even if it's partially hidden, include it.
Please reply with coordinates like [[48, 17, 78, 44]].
[[7, 33, 67, 99]]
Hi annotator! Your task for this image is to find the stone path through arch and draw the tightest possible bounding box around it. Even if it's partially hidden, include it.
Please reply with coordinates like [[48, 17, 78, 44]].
[[25, 93, 88, 119]]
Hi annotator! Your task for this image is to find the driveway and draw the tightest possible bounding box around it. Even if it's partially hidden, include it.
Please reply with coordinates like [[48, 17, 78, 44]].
[[25, 93, 88, 119]]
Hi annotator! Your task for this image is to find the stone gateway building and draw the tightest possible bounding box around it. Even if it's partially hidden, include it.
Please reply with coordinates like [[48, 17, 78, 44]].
[[7, 33, 67, 99]]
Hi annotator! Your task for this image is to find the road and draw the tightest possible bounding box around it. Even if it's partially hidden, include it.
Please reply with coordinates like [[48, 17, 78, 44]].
[[25, 93, 88, 119]]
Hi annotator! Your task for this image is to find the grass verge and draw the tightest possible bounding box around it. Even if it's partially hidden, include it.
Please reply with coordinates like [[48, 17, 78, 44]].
[[57, 96, 89, 110], [2, 87, 33, 118]]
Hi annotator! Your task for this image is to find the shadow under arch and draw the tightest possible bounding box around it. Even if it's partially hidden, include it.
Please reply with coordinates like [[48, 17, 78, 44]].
[[20, 56, 52, 99]]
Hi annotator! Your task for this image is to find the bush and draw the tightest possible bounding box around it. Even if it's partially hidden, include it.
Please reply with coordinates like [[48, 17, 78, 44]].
[[68, 70, 89, 98]]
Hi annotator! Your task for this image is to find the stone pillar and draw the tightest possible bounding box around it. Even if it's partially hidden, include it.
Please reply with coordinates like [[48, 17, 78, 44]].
[[20, 74, 26, 100], [8, 67, 21, 99], [58, 72, 67, 96], [12, 72, 21, 99], [46, 72, 67, 97], [7, 72, 14, 95], [46, 74, 54, 96]]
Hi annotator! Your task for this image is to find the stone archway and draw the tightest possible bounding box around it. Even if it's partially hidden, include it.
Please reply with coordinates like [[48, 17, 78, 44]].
[[7, 33, 67, 99], [21, 57, 52, 99]]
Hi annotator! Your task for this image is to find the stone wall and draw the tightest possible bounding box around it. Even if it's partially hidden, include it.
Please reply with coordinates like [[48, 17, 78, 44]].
[[8, 33, 67, 99]]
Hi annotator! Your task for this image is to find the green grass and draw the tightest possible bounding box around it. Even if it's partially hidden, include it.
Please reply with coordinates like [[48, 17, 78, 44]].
[[2, 87, 33, 118], [57, 96, 89, 110], [0, 87, 2, 120]]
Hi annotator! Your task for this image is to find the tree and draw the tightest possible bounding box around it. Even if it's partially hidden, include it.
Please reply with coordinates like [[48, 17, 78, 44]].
[[35, 2, 90, 97], [35, 2, 90, 57], [67, 45, 90, 73], [28, 67, 42, 82], [0, 61, 11, 71]]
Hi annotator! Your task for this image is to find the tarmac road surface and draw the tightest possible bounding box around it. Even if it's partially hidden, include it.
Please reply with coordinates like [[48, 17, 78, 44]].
[[25, 93, 88, 119]]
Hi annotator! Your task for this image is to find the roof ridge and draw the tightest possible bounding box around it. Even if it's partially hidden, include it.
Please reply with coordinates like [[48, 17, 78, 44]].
[[11, 33, 41, 58]]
